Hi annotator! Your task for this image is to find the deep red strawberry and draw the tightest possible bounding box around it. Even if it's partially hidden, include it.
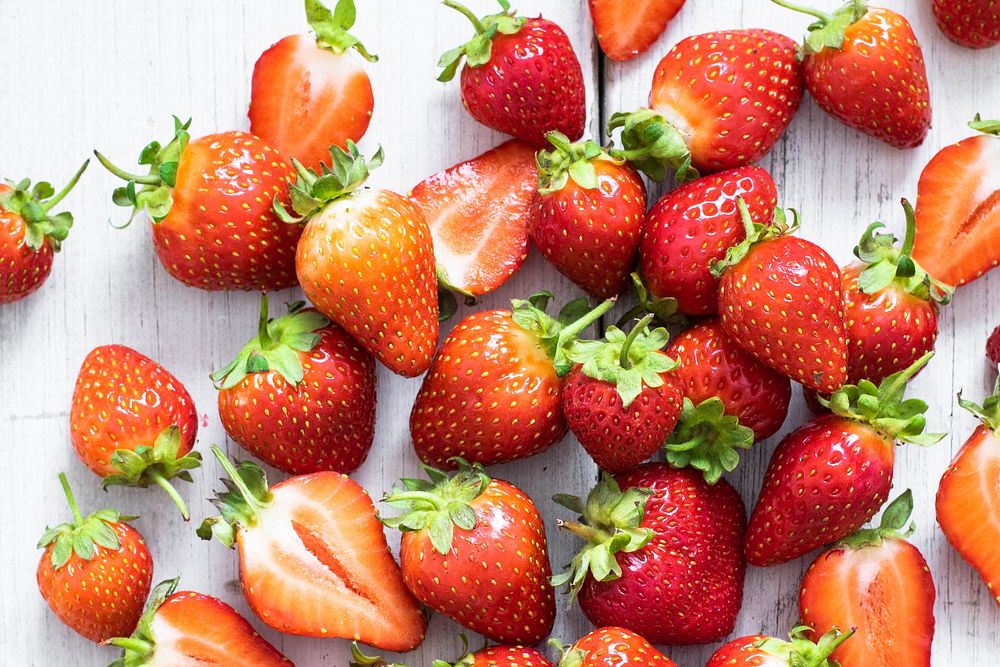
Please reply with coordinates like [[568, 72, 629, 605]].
[[588, 0, 685, 61], [438, 0, 585, 145], [933, 0, 1000, 48], [707, 627, 853, 667], [212, 295, 376, 475], [351, 641, 553, 667], [988, 325, 1000, 368], [557, 626, 678, 666]]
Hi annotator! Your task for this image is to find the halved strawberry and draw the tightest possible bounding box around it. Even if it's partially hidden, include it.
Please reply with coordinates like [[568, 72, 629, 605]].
[[588, 0, 686, 61]]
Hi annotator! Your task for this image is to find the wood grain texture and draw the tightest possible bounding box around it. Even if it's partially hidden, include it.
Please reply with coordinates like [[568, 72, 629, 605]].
[[0, 0, 997, 665]]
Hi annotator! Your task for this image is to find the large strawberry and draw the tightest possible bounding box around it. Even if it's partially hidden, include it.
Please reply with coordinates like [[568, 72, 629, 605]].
[[250, 0, 377, 172], [95, 117, 300, 290], [745, 355, 943, 566], [706, 627, 853, 667], [212, 295, 376, 475], [588, 0, 685, 61], [37, 474, 153, 643], [553, 465, 746, 645], [933, 0, 1000, 48], [607, 30, 802, 179], [410, 293, 613, 468], [70, 344, 200, 519], [438, 0, 585, 145], [529, 133, 647, 299], [351, 641, 553, 667], [281, 142, 438, 377], [382, 461, 555, 645], [197, 446, 425, 650], [773, 0, 930, 148], [0, 161, 88, 304], [556, 626, 678, 666]]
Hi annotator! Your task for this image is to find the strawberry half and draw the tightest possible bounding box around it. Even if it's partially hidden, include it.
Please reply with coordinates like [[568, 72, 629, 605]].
[[707, 627, 853, 667], [588, 0, 685, 61], [933, 0, 1000, 48], [556, 627, 678, 666]]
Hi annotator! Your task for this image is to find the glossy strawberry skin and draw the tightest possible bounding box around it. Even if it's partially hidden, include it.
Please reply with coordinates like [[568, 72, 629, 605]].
[[933, 0, 1000, 48], [567, 626, 679, 665], [706, 635, 777, 666], [469, 646, 553, 666], [0, 184, 54, 303], [530, 161, 646, 299], [988, 325, 1000, 367], [640, 166, 777, 316]]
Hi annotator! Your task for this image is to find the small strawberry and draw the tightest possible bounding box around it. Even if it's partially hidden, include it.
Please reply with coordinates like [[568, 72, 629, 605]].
[[95, 117, 300, 291], [553, 465, 746, 645], [933, 0, 1000, 48], [250, 0, 377, 172], [988, 325, 1000, 368], [437, 0, 586, 145], [37, 474, 153, 643], [382, 461, 555, 646], [212, 295, 376, 475], [529, 132, 647, 299], [745, 355, 943, 566], [280, 142, 439, 377], [351, 640, 553, 667], [555, 626, 678, 666], [707, 626, 853, 667], [70, 344, 200, 519], [410, 293, 613, 468], [0, 161, 88, 304], [588, 0, 685, 61]]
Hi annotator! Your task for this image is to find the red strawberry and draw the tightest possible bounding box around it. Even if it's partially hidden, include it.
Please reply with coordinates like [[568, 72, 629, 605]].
[[410, 293, 613, 468], [774, 0, 930, 148], [351, 641, 553, 667], [70, 344, 200, 519], [707, 627, 853, 667], [553, 464, 746, 645], [0, 161, 88, 304], [409, 139, 537, 298], [988, 325, 1000, 368], [529, 133, 647, 299], [249, 0, 376, 173], [438, 0, 585, 145], [745, 355, 942, 566], [588, 0, 685, 61], [198, 447, 425, 650], [912, 116, 1000, 287], [608, 30, 802, 179], [556, 626, 678, 666], [108, 578, 292, 666], [562, 315, 682, 473], [212, 295, 376, 475], [800, 490, 936, 667], [713, 203, 848, 393], [639, 166, 777, 316], [96, 117, 300, 290], [283, 142, 439, 377], [383, 462, 555, 645], [37, 474, 153, 643], [937, 381, 1000, 604], [933, 0, 1000, 48]]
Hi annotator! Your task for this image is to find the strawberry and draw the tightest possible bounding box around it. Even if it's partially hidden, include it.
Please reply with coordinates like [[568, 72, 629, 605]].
[[212, 295, 376, 475], [555, 626, 678, 666], [933, 0, 1000, 48], [197, 446, 425, 650], [561, 315, 682, 473], [713, 203, 848, 393], [37, 474, 152, 643], [937, 380, 1000, 604], [665, 319, 791, 481], [409, 139, 537, 298], [383, 461, 555, 645], [912, 116, 1000, 287], [706, 626, 853, 667], [0, 161, 88, 304], [281, 142, 439, 377], [529, 133, 647, 299], [95, 117, 300, 291], [553, 464, 746, 645], [988, 325, 1000, 368], [773, 0, 931, 148], [410, 293, 613, 468], [351, 641, 553, 667], [249, 0, 377, 173], [639, 166, 777, 316], [108, 578, 291, 666], [607, 30, 802, 179], [437, 0, 585, 146], [745, 355, 943, 566], [588, 0, 685, 61], [70, 344, 200, 519], [799, 490, 936, 667]]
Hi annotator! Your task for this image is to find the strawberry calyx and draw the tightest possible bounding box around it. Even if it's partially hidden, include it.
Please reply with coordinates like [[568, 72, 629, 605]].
[[710, 198, 797, 278], [536, 131, 623, 195], [551, 474, 655, 602], [770, 0, 868, 58], [196, 446, 274, 548], [614, 272, 683, 329], [664, 397, 755, 484], [107, 577, 180, 666], [606, 108, 698, 182], [103, 426, 201, 521], [756, 626, 855, 667], [37, 473, 136, 570], [305, 0, 377, 62], [0, 160, 89, 251], [969, 113, 1000, 136], [349, 642, 408, 667], [437, 0, 526, 82], [958, 377, 1000, 433], [510, 292, 616, 376], [838, 489, 916, 550]]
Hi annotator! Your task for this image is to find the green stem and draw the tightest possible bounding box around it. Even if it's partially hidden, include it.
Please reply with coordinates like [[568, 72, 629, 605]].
[[43, 160, 90, 211], [815, 628, 855, 662], [93, 151, 162, 186], [769, 0, 833, 22], [442, 0, 486, 33], [148, 469, 190, 521], [58, 472, 83, 525], [257, 293, 273, 350], [878, 351, 933, 402], [614, 303, 647, 329], [382, 490, 446, 511], [899, 199, 916, 258], [107, 636, 154, 654], [558, 298, 617, 344], [619, 314, 654, 370], [558, 519, 610, 545], [209, 446, 264, 520], [735, 197, 756, 238]]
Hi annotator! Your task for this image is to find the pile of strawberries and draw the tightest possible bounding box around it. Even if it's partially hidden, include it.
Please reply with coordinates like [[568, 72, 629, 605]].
[[5, 0, 1000, 665]]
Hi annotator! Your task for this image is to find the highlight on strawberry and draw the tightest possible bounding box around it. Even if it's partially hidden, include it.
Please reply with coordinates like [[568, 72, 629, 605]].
[[553, 626, 679, 666]]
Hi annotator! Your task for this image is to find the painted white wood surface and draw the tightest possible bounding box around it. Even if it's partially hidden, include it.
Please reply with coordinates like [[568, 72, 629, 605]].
[[0, 1, 997, 665]]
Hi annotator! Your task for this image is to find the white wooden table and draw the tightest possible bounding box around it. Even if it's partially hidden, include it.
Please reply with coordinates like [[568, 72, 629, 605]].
[[1, 1, 997, 664]]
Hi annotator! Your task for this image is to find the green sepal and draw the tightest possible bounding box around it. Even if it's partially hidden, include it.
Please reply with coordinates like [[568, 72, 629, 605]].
[[0, 160, 89, 252], [349, 642, 408, 667], [710, 198, 797, 278], [435, 261, 479, 322], [510, 292, 616, 377], [770, 0, 868, 58], [606, 108, 698, 182], [664, 397, 755, 484], [837, 489, 915, 550], [556, 648, 588, 667], [958, 377, 1000, 432], [969, 113, 1000, 136], [437, 0, 525, 82], [196, 446, 273, 548], [614, 272, 684, 329], [756, 625, 854, 667], [536, 131, 622, 195], [107, 577, 180, 667], [306, 0, 378, 61]]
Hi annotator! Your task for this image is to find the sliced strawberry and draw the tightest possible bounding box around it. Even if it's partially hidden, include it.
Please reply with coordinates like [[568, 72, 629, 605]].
[[588, 0, 686, 61]]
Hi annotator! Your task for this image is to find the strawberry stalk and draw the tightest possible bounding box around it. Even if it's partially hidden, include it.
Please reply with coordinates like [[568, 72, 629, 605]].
[[710, 198, 797, 277], [107, 577, 181, 664], [606, 108, 698, 182], [437, 0, 526, 82], [511, 292, 616, 376], [614, 273, 682, 329], [958, 377, 1000, 431], [756, 626, 855, 666], [0, 159, 90, 251], [197, 446, 274, 547], [305, 0, 378, 61], [838, 489, 916, 549], [970, 113, 1000, 135], [769, 0, 868, 55]]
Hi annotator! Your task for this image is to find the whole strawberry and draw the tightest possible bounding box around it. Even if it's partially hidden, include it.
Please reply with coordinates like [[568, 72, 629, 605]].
[[933, 0, 1000, 48], [553, 464, 746, 645], [438, 0, 585, 145], [383, 461, 555, 645], [530, 132, 647, 299], [556, 626, 678, 666], [212, 295, 376, 475], [351, 641, 553, 667], [987, 325, 1000, 369], [707, 626, 853, 667], [37, 474, 153, 643], [0, 161, 88, 304]]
